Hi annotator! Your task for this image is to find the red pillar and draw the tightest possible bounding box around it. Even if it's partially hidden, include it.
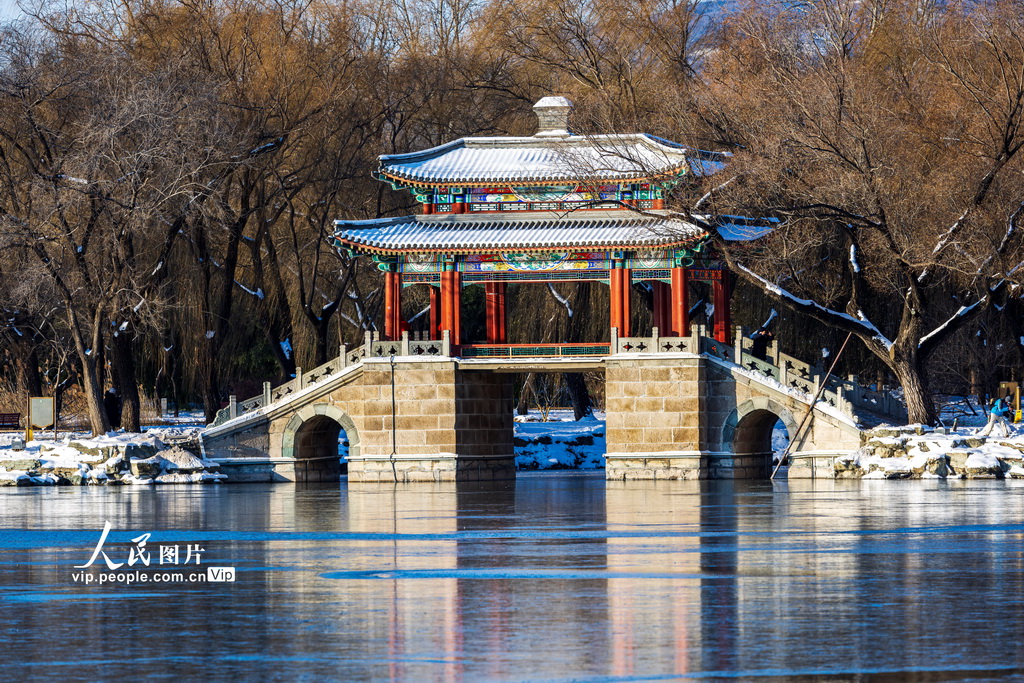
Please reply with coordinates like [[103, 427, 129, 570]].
[[441, 270, 456, 343], [384, 271, 401, 341], [652, 281, 672, 334], [671, 267, 689, 337], [620, 268, 631, 337], [441, 269, 462, 345], [452, 271, 462, 345], [423, 203, 434, 215], [610, 268, 632, 337], [609, 269, 622, 335], [485, 282, 507, 343], [497, 282, 506, 343], [712, 274, 731, 343], [429, 285, 441, 340]]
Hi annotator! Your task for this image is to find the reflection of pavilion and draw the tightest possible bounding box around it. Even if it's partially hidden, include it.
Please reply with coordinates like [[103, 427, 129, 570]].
[[602, 479, 871, 677], [333, 96, 748, 346], [604, 482, 706, 676], [344, 485, 462, 681]]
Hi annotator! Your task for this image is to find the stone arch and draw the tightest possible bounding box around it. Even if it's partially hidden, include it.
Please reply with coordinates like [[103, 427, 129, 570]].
[[721, 397, 799, 479], [281, 403, 360, 482]]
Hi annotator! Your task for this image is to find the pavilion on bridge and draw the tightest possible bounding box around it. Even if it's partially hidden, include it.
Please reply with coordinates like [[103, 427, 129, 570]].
[[332, 97, 765, 348]]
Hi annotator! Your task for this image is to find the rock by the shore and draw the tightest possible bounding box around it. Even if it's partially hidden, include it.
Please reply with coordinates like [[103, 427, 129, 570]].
[[0, 433, 225, 486], [841, 426, 1024, 479]]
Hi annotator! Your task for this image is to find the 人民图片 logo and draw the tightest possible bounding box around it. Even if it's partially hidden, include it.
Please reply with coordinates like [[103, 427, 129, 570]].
[[71, 521, 235, 585]]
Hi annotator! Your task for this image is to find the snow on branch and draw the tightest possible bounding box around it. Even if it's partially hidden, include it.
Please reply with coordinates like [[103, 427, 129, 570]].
[[547, 283, 573, 317], [918, 299, 985, 349], [234, 280, 264, 299], [407, 305, 430, 323], [734, 262, 894, 350], [694, 174, 739, 211], [919, 208, 972, 283], [997, 202, 1024, 255]]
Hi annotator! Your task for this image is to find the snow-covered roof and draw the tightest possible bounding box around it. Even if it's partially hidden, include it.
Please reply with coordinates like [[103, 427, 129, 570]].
[[333, 211, 708, 254], [376, 135, 729, 187], [713, 215, 779, 242], [533, 96, 573, 109]]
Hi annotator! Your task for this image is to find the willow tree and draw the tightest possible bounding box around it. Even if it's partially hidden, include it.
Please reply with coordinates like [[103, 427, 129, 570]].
[[0, 30, 227, 433]]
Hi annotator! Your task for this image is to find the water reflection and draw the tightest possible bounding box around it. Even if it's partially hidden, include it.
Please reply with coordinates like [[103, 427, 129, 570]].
[[1, 476, 1024, 679], [345, 485, 461, 681]]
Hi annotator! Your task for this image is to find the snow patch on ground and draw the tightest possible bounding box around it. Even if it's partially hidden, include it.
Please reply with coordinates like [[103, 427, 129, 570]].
[[965, 452, 1001, 470], [515, 410, 606, 470]]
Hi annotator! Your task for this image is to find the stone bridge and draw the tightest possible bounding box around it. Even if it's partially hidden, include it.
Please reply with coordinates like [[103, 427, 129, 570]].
[[200, 328, 904, 483]]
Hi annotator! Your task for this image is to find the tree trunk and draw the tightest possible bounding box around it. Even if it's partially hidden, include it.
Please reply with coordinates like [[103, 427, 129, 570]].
[[82, 357, 110, 435], [311, 314, 333, 368], [110, 331, 141, 432], [202, 343, 221, 425], [266, 327, 296, 384], [889, 354, 937, 426], [517, 373, 535, 416], [66, 304, 110, 436], [565, 372, 592, 420], [16, 345, 42, 397], [53, 367, 76, 425]]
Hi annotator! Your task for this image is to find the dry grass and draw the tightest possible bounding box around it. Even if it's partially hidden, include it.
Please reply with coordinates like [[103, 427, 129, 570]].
[[0, 385, 171, 430]]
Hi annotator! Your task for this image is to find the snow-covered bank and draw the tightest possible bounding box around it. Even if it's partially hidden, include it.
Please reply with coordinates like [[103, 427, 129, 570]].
[[0, 430, 224, 486], [837, 425, 1024, 479], [514, 411, 606, 470]]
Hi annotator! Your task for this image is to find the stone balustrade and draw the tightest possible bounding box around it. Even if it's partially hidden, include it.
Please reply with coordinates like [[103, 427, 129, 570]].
[[212, 324, 906, 429]]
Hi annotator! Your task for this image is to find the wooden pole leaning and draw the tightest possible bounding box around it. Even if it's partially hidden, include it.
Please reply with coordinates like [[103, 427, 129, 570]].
[[770, 332, 853, 480]]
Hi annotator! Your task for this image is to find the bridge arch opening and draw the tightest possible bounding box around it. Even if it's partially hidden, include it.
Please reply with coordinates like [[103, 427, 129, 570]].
[[723, 399, 797, 479], [282, 405, 359, 482]]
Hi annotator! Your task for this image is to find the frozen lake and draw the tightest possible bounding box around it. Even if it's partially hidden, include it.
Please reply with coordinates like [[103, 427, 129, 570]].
[[2, 474, 1024, 680]]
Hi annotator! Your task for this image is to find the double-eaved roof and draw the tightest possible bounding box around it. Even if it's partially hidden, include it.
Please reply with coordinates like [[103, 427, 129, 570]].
[[376, 135, 728, 187], [333, 96, 745, 257], [332, 211, 708, 255]]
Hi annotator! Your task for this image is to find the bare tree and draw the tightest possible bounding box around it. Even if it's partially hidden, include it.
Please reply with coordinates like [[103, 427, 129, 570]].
[[674, 0, 1024, 424]]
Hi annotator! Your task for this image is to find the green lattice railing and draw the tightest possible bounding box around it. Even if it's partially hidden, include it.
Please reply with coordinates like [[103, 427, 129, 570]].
[[459, 343, 611, 358]]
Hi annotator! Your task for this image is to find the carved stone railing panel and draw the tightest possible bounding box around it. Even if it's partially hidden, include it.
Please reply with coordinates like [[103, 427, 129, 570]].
[[347, 344, 367, 366], [238, 396, 264, 414], [738, 352, 780, 382], [271, 379, 298, 402], [700, 336, 735, 362], [656, 336, 691, 353], [303, 358, 342, 388], [370, 340, 403, 357], [616, 337, 655, 354], [409, 340, 444, 356]]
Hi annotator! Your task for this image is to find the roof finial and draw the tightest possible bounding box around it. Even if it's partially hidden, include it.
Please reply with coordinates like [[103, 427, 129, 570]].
[[533, 96, 573, 137]]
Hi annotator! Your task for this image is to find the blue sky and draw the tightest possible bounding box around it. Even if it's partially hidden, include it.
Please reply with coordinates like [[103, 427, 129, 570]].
[[0, 1, 21, 20]]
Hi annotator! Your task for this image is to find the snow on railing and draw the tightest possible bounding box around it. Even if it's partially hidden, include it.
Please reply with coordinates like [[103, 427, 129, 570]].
[[212, 324, 906, 428], [211, 340, 369, 427], [729, 326, 906, 422]]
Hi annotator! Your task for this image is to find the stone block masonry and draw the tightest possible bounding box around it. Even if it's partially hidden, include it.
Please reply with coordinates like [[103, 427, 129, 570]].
[[605, 355, 709, 480], [345, 359, 515, 483], [204, 347, 865, 483], [605, 353, 863, 480]]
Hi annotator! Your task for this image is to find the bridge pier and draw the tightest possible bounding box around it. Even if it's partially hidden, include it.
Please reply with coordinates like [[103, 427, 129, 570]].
[[605, 355, 710, 480], [345, 359, 515, 483], [604, 351, 862, 480]]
